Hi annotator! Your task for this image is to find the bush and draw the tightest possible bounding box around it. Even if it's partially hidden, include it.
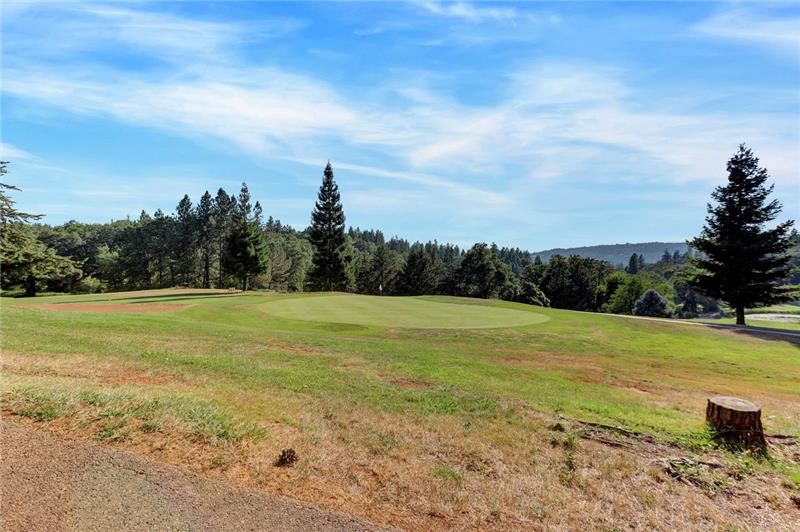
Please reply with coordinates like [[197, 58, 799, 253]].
[[519, 280, 550, 307], [633, 289, 670, 317], [72, 275, 106, 294]]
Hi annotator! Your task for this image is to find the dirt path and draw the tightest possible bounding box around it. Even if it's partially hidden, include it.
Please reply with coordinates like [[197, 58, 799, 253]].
[[0, 419, 391, 531]]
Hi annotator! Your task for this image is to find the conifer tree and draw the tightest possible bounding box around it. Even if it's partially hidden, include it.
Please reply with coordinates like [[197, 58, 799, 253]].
[[196, 191, 215, 288], [308, 163, 348, 291], [399, 245, 436, 295], [625, 252, 639, 274], [174, 194, 197, 286], [213, 188, 236, 287], [690, 144, 795, 325], [222, 183, 268, 291]]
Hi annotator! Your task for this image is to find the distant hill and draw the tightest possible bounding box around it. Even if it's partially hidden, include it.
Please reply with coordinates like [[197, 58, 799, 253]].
[[532, 242, 689, 266]]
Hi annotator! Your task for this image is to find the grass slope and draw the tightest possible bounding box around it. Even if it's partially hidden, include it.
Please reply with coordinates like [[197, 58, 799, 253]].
[[2, 289, 799, 529]]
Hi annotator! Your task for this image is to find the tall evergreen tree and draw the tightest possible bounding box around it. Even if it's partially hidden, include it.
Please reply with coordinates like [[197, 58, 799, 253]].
[[308, 163, 348, 291], [625, 252, 639, 274], [399, 245, 437, 295], [222, 183, 268, 291], [150, 209, 174, 287], [690, 144, 795, 325], [196, 191, 215, 288], [213, 188, 236, 287], [174, 194, 197, 286]]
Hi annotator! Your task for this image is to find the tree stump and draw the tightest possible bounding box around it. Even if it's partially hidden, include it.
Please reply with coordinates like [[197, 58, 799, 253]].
[[706, 396, 766, 451]]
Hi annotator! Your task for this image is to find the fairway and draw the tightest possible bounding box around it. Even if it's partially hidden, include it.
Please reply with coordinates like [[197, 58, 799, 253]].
[[260, 293, 549, 328]]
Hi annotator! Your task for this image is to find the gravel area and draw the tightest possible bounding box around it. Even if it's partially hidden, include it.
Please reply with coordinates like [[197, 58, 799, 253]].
[[0, 419, 391, 531]]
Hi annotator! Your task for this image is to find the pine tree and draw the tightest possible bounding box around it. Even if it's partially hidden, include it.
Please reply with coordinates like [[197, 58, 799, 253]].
[[308, 163, 348, 291], [637, 254, 645, 270], [399, 245, 436, 295], [633, 289, 670, 317], [690, 144, 795, 325], [151, 209, 173, 287], [213, 188, 236, 287], [359, 244, 402, 295], [174, 195, 197, 286], [222, 183, 268, 291], [196, 191, 215, 288], [625, 252, 639, 274]]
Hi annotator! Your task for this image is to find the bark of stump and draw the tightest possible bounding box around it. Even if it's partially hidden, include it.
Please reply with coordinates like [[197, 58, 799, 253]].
[[706, 396, 766, 450]]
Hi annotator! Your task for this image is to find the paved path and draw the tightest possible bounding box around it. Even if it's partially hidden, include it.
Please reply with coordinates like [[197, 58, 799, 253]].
[[0, 420, 391, 532], [609, 313, 800, 339]]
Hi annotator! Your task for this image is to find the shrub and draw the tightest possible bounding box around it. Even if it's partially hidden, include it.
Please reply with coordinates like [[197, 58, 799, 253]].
[[72, 275, 106, 293], [633, 289, 670, 317], [519, 280, 550, 307]]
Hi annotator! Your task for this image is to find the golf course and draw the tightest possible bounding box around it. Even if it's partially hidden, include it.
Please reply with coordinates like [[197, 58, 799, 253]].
[[2, 289, 799, 529]]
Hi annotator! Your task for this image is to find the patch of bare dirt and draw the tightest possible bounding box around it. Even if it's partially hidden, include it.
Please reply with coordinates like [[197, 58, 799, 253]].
[[0, 418, 390, 531], [18, 303, 186, 314], [389, 378, 433, 389]]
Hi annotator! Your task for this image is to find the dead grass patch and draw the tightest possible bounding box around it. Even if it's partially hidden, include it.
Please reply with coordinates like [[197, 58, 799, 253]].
[[389, 378, 433, 389]]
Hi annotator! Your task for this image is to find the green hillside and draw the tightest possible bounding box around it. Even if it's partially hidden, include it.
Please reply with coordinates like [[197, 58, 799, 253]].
[[533, 241, 689, 265]]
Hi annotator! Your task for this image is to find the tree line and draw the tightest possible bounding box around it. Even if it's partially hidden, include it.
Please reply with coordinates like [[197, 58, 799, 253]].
[[1, 146, 797, 325]]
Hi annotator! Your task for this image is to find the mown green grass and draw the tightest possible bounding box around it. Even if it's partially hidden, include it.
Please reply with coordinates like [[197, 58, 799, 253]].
[[697, 317, 800, 332], [747, 302, 800, 315], [2, 290, 799, 445], [259, 293, 549, 328]]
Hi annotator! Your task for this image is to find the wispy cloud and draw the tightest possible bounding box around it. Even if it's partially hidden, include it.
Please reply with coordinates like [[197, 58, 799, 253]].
[[695, 7, 800, 57], [418, 2, 516, 22], [2, 1, 798, 239], [0, 142, 34, 160]]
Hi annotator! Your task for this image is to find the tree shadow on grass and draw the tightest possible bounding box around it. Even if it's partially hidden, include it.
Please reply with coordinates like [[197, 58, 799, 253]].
[[50, 292, 245, 305]]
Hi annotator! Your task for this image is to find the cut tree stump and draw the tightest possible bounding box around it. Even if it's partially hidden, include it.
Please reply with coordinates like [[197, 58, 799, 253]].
[[706, 396, 767, 450]]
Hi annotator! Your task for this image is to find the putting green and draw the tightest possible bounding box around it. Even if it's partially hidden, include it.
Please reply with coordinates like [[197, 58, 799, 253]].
[[260, 294, 549, 329]]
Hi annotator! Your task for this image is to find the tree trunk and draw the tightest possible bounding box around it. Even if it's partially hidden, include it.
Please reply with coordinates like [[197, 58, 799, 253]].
[[735, 305, 745, 326], [706, 396, 766, 451], [24, 275, 37, 297], [203, 252, 210, 289]]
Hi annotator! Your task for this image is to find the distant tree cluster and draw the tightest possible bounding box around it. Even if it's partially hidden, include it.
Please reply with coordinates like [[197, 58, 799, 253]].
[[2, 146, 796, 325]]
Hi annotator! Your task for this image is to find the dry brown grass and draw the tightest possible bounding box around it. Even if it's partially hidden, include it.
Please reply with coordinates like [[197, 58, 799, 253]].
[[4, 355, 799, 531]]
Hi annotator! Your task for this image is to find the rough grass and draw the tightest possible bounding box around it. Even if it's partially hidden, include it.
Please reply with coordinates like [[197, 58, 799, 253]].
[[2, 289, 800, 530]]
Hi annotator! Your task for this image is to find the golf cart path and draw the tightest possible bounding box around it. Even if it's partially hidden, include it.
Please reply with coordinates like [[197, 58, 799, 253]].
[[0, 419, 392, 532], [611, 314, 800, 339]]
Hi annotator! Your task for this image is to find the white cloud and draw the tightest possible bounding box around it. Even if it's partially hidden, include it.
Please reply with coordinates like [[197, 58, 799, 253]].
[[419, 2, 516, 22], [2, 1, 798, 227], [695, 8, 800, 56], [0, 142, 34, 160]]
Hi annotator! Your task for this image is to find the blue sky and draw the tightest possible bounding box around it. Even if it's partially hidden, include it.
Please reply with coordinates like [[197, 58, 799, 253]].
[[2, 1, 798, 250]]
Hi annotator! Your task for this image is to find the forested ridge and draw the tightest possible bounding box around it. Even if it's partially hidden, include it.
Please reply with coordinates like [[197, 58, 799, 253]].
[[2, 149, 798, 320]]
